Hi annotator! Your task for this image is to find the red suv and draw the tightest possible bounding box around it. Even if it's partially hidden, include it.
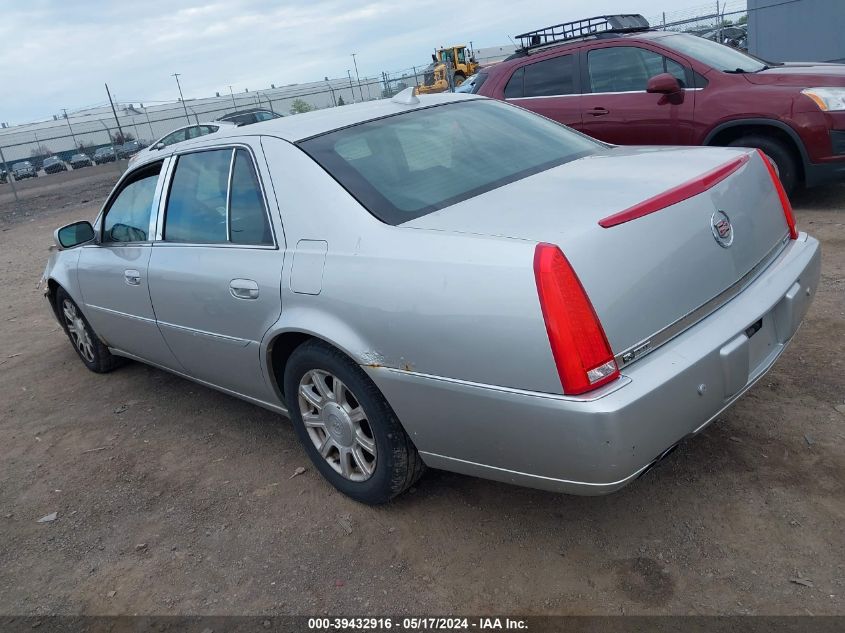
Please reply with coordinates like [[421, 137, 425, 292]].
[[475, 15, 845, 193]]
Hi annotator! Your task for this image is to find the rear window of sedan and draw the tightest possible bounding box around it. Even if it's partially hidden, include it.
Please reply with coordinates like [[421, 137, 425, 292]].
[[298, 99, 601, 225]]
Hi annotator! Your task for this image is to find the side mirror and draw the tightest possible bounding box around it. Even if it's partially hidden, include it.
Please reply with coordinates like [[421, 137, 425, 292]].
[[153, 142, 165, 150], [646, 73, 682, 94], [55, 221, 95, 250]]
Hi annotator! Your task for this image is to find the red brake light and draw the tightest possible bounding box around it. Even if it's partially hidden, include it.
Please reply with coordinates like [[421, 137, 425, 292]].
[[757, 149, 798, 240], [533, 243, 619, 395]]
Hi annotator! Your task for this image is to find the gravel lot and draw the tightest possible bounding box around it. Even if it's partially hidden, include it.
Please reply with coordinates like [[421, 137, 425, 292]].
[[0, 167, 843, 616]]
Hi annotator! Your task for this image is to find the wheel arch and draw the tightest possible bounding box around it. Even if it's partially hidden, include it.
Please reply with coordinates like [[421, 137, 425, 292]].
[[263, 311, 383, 406], [704, 118, 808, 180]]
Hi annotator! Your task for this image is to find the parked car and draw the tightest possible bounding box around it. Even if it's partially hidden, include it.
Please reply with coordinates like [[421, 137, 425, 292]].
[[476, 13, 845, 193], [699, 25, 747, 51], [128, 122, 236, 167], [0, 168, 7, 184], [117, 141, 145, 159], [69, 153, 94, 169], [42, 156, 69, 174], [12, 161, 37, 179], [93, 147, 117, 164], [216, 108, 282, 126], [44, 91, 819, 504]]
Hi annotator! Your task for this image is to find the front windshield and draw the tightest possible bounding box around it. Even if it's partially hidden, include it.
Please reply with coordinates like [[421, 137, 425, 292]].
[[659, 33, 766, 72]]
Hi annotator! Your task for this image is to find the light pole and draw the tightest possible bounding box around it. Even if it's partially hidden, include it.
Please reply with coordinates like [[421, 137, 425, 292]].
[[228, 85, 237, 109], [351, 53, 364, 101], [61, 109, 78, 150], [347, 70, 357, 104], [143, 108, 155, 141], [172, 73, 191, 124], [324, 77, 337, 107]]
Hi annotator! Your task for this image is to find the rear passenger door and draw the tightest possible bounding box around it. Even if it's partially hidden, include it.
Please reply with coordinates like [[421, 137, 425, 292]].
[[147, 142, 284, 403], [579, 44, 695, 145], [503, 53, 582, 129]]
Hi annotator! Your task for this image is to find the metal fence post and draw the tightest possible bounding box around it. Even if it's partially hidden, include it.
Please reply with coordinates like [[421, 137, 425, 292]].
[[0, 144, 20, 208]]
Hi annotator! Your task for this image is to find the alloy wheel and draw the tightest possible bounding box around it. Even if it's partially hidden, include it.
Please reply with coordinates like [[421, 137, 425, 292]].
[[62, 299, 95, 363], [298, 369, 377, 481]]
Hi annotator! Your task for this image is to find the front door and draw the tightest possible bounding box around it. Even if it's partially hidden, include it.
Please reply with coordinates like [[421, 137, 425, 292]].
[[579, 45, 696, 145], [147, 144, 282, 402], [76, 160, 183, 370]]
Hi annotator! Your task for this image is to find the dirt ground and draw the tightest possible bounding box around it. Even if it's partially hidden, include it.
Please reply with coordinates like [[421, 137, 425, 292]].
[[0, 167, 843, 617]]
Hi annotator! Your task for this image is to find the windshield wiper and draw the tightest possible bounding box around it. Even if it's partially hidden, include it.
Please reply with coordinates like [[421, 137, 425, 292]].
[[724, 68, 748, 73]]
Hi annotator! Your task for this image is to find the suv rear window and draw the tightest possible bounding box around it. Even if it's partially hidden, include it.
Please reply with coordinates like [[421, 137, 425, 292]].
[[299, 100, 600, 225], [504, 54, 577, 98]]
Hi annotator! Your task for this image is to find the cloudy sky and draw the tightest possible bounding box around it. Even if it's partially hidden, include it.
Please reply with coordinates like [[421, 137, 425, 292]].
[[1, 0, 682, 124]]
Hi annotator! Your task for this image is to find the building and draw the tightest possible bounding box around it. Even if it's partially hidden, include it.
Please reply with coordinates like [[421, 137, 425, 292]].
[[748, 0, 845, 63]]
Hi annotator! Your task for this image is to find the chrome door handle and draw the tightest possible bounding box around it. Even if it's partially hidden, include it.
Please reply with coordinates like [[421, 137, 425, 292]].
[[124, 269, 141, 286], [229, 278, 259, 300], [590, 107, 610, 116]]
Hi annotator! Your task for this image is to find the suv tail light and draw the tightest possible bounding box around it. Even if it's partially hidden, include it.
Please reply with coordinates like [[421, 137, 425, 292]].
[[534, 243, 619, 395], [758, 149, 798, 240]]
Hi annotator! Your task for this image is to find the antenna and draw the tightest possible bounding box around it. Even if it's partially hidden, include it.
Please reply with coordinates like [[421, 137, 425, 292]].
[[391, 86, 419, 106]]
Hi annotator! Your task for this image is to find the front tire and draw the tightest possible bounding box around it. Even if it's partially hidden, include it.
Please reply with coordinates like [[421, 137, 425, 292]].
[[284, 339, 424, 504], [55, 287, 121, 373], [728, 134, 799, 195]]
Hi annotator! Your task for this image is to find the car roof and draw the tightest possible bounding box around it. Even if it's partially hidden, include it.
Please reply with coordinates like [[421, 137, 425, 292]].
[[129, 92, 482, 169]]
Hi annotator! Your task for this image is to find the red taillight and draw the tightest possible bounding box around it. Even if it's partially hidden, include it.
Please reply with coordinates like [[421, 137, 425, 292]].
[[533, 243, 619, 395], [757, 148, 798, 240]]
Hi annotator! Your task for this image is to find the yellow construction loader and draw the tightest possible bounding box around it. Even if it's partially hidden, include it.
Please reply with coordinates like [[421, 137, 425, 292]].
[[417, 45, 479, 94]]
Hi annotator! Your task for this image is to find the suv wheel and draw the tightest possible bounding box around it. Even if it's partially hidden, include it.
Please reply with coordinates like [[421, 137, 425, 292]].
[[284, 339, 424, 504], [728, 135, 799, 195]]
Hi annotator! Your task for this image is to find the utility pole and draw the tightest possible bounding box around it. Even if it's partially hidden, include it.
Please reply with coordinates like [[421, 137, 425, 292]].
[[228, 85, 237, 109], [172, 73, 191, 124], [62, 109, 78, 150], [351, 53, 364, 101], [104, 82, 125, 143], [347, 70, 357, 103]]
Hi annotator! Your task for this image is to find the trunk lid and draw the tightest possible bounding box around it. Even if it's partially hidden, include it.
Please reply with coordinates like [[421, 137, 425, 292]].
[[402, 146, 790, 358]]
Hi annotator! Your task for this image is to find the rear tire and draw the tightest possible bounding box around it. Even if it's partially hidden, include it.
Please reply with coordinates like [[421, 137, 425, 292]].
[[55, 287, 122, 373], [284, 339, 424, 504], [727, 134, 799, 195]]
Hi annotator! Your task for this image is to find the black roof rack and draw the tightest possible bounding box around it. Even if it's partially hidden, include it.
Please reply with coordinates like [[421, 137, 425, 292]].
[[514, 14, 650, 53]]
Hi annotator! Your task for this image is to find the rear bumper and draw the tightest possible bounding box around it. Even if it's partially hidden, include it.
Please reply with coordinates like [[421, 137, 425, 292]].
[[365, 234, 821, 495]]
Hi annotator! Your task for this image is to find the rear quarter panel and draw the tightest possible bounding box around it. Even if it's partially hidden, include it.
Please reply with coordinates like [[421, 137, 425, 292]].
[[259, 136, 560, 394]]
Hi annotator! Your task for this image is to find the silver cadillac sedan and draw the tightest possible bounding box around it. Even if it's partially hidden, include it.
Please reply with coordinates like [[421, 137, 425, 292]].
[[44, 89, 820, 504]]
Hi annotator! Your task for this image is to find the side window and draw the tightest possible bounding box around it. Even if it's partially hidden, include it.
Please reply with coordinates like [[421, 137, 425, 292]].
[[229, 149, 272, 245], [161, 128, 187, 147], [102, 164, 161, 243], [588, 47, 688, 92], [523, 54, 576, 97], [164, 149, 231, 243], [665, 58, 688, 87], [504, 67, 524, 98], [185, 126, 203, 140], [164, 148, 273, 245]]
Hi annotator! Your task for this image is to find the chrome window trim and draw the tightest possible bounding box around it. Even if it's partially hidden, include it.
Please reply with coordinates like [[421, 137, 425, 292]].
[[505, 88, 703, 101], [615, 235, 791, 368], [156, 142, 278, 249], [225, 147, 236, 242]]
